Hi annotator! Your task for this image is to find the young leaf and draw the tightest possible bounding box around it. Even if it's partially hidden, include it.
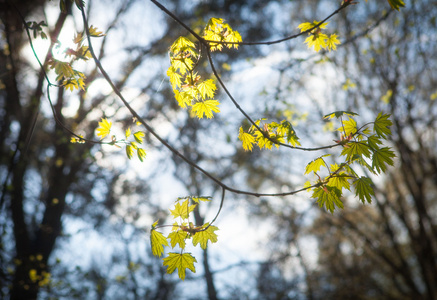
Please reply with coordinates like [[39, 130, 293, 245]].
[[197, 79, 217, 99], [326, 34, 340, 51], [126, 144, 134, 159], [191, 100, 220, 119], [305, 154, 330, 175], [125, 127, 132, 138], [151, 230, 169, 257], [372, 147, 396, 173], [170, 200, 196, 219], [133, 131, 145, 144], [191, 197, 212, 203], [354, 177, 374, 204], [96, 118, 112, 139], [192, 225, 219, 250], [88, 25, 105, 37], [304, 33, 328, 52], [238, 127, 255, 151], [137, 148, 146, 162], [168, 230, 189, 249], [162, 252, 197, 280], [339, 117, 358, 136], [167, 66, 182, 89]]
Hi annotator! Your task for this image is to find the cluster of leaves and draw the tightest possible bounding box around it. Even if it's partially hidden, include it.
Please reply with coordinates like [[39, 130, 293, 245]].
[[238, 120, 300, 151], [47, 25, 104, 91], [302, 112, 395, 212], [26, 21, 48, 39], [85, 118, 147, 162], [151, 197, 218, 280], [166, 18, 242, 119], [298, 21, 340, 52]]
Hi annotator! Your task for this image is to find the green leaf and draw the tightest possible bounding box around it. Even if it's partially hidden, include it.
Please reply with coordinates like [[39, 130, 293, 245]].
[[312, 186, 343, 213], [372, 147, 396, 173], [167, 66, 182, 89], [354, 177, 374, 204], [151, 230, 169, 257], [168, 230, 189, 249], [374, 113, 393, 138], [324, 111, 357, 120], [162, 253, 197, 280], [304, 154, 330, 175], [367, 135, 382, 150], [170, 200, 196, 219], [191, 100, 220, 119], [341, 141, 372, 161], [192, 225, 219, 250]]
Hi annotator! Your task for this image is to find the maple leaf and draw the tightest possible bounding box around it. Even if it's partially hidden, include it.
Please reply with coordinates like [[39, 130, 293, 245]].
[[338, 117, 357, 136], [150, 229, 169, 257], [162, 252, 197, 280], [96, 118, 112, 139], [174, 90, 192, 108], [326, 34, 340, 51], [192, 225, 219, 250], [372, 147, 395, 173], [197, 79, 217, 99], [354, 177, 374, 204], [374, 113, 393, 138], [168, 230, 189, 249], [304, 154, 330, 175], [191, 100, 220, 119], [167, 66, 182, 89], [238, 127, 255, 151], [170, 200, 196, 219], [88, 25, 105, 37], [312, 185, 343, 213], [304, 33, 328, 52], [341, 142, 372, 161]]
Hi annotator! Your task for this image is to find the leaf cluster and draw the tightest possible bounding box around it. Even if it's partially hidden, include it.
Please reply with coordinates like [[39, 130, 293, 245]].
[[150, 197, 218, 280], [302, 112, 395, 213], [298, 21, 340, 52]]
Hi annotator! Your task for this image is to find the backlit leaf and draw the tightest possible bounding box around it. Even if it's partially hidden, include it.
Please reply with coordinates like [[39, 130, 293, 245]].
[[192, 225, 219, 250], [354, 177, 374, 204], [170, 200, 196, 219], [197, 79, 216, 99], [238, 127, 255, 151], [372, 147, 395, 173], [305, 154, 330, 175], [151, 230, 169, 257], [96, 118, 112, 139], [162, 252, 197, 280], [191, 100, 220, 119], [168, 230, 189, 249], [374, 113, 392, 138]]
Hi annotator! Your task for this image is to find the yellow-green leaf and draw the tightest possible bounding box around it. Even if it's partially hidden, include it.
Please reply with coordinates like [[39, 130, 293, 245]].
[[238, 127, 255, 151], [354, 176, 374, 204], [326, 34, 340, 51], [168, 230, 189, 249], [387, 0, 405, 10], [197, 79, 216, 99], [133, 131, 145, 144], [162, 252, 197, 280], [305, 154, 330, 175], [191, 100, 220, 119], [151, 229, 169, 257], [96, 118, 112, 139], [125, 127, 132, 138], [192, 225, 218, 250], [126, 144, 134, 159], [137, 148, 146, 162], [170, 200, 196, 219]]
